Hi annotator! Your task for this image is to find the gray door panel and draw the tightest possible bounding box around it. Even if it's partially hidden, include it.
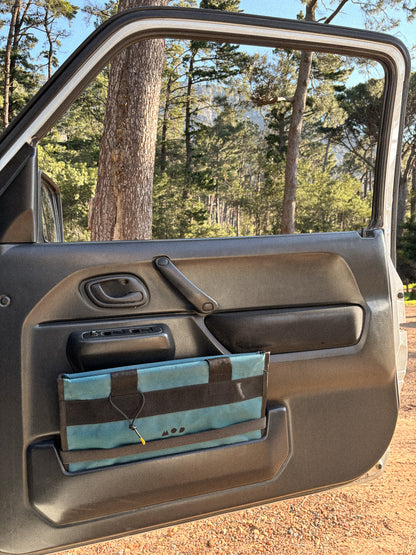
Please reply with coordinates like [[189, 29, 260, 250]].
[[0, 230, 398, 553]]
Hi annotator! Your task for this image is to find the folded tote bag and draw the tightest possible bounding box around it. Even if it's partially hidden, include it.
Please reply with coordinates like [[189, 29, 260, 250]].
[[58, 352, 269, 471]]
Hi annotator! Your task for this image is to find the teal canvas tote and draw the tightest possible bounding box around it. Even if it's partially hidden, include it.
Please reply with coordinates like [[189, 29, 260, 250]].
[[58, 352, 269, 471]]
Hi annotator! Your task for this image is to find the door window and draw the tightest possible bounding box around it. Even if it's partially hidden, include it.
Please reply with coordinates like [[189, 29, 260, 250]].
[[38, 44, 384, 241]]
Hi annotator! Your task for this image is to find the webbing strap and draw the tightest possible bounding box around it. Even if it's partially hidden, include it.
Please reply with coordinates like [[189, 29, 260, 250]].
[[62, 374, 263, 427], [60, 416, 266, 465]]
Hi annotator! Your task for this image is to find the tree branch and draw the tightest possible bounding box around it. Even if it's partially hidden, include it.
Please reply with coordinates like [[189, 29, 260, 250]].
[[251, 94, 294, 107], [340, 137, 375, 170], [324, 0, 349, 24]]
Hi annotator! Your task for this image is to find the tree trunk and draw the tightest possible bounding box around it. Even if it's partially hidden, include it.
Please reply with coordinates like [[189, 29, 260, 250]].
[[215, 181, 220, 224], [3, 0, 22, 129], [397, 174, 409, 237], [44, 7, 54, 80], [411, 165, 416, 219], [90, 0, 169, 241], [323, 136, 330, 172], [280, 0, 317, 234], [160, 73, 172, 173], [278, 111, 286, 157], [172, 47, 196, 236], [397, 143, 416, 237], [185, 48, 196, 180]]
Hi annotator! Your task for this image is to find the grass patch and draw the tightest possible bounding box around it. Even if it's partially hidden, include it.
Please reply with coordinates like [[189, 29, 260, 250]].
[[404, 283, 416, 304]]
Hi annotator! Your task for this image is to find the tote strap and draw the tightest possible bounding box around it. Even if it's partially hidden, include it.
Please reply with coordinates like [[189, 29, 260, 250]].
[[60, 416, 267, 465], [207, 357, 232, 382]]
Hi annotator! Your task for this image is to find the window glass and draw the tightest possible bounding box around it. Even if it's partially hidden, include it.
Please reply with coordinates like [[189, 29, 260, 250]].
[[38, 41, 383, 241]]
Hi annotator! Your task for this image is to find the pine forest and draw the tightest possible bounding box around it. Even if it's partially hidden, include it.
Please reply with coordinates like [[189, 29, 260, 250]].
[[1, 0, 416, 279]]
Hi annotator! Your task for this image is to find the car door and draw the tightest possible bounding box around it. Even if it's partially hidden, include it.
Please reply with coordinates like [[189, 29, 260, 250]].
[[0, 7, 409, 555]]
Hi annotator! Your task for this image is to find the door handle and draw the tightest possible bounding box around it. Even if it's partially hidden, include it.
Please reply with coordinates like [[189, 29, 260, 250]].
[[90, 283, 144, 305], [84, 275, 149, 308], [154, 256, 218, 314]]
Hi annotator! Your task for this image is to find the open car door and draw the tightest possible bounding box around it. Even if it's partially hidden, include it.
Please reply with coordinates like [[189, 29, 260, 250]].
[[0, 8, 409, 554]]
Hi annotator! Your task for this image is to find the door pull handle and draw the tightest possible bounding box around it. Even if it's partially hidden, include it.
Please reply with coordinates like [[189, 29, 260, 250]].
[[154, 256, 218, 314]]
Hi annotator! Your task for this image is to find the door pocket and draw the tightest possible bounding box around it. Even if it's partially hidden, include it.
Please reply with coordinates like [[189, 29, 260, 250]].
[[205, 305, 364, 354], [28, 406, 289, 525]]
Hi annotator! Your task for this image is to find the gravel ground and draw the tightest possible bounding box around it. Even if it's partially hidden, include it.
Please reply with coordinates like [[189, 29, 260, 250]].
[[58, 306, 416, 555]]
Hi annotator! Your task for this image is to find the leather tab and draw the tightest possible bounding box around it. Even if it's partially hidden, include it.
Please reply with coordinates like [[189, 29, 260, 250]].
[[110, 369, 138, 397], [208, 357, 232, 382]]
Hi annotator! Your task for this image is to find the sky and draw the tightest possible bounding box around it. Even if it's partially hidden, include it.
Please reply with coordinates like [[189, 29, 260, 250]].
[[57, 0, 415, 67], [240, 0, 415, 51]]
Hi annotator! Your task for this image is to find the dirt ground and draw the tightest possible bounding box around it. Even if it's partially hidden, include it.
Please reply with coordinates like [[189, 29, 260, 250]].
[[59, 307, 416, 555]]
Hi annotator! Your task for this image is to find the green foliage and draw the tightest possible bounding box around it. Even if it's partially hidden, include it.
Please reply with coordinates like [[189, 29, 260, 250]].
[[337, 79, 383, 143], [403, 283, 416, 304], [326, 78, 384, 195], [0, 51, 40, 120], [185, 220, 235, 237], [199, 0, 239, 11], [356, 0, 416, 31], [37, 75, 106, 240], [192, 99, 269, 235], [402, 73, 416, 183], [397, 217, 416, 281], [38, 142, 96, 241], [82, 1, 117, 27], [152, 174, 207, 239], [399, 218, 416, 261], [0, 0, 79, 128], [296, 162, 371, 233], [308, 52, 351, 129]]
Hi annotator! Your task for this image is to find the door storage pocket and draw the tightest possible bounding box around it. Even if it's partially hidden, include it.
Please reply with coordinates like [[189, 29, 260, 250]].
[[58, 352, 269, 471]]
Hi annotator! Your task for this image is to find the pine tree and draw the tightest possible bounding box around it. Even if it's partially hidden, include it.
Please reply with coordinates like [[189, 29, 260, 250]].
[[89, 0, 170, 241], [0, 0, 77, 129]]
